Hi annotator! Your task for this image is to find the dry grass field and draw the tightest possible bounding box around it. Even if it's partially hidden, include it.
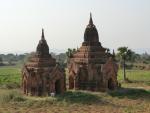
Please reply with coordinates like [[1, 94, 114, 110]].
[[0, 67, 150, 113]]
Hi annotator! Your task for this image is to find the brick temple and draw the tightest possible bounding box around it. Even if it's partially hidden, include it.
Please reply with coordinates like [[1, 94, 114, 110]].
[[67, 14, 119, 91], [22, 29, 66, 96]]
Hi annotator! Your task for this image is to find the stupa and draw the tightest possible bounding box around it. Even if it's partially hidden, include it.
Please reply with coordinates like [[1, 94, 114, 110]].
[[22, 29, 66, 96], [67, 14, 119, 91]]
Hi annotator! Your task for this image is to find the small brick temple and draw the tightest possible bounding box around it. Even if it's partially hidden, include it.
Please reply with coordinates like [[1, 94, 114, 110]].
[[22, 29, 66, 96], [67, 14, 119, 91]]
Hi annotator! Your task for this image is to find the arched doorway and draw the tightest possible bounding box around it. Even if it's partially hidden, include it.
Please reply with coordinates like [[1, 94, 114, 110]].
[[38, 84, 43, 96], [108, 78, 114, 90], [55, 79, 61, 94], [38, 79, 43, 96], [23, 79, 27, 94], [69, 76, 74, 89]]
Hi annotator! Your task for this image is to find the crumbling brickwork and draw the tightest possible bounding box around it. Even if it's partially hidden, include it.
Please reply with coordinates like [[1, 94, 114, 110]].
[[67, 14, 119, 91], [22, 29, 66, 96]]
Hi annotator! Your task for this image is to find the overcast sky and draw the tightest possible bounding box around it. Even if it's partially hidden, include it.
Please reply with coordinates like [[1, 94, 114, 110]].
[[0, 0, 150, 54]]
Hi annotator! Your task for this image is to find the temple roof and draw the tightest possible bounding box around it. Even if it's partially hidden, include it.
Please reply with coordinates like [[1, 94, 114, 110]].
[[70, 14, 108, 65], [83, 13, 100, 46], [26, 29, 55, 68], [36, 29, 49, 56]]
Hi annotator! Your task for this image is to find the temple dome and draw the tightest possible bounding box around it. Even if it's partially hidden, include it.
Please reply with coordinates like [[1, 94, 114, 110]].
[[36, 29, 49, 56], [83, 13, 101, 46]]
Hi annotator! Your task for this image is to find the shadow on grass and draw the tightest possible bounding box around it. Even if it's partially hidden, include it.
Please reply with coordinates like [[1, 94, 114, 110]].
[[145, 81, 150, 86], [131, 80, 150, 86], [119, 77, 150, 84], [108, 88, 150, 100], [55, 91, 107, 105]]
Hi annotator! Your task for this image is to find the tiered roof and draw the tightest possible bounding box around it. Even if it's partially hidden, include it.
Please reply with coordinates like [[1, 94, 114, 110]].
[[71, 14, 108, 64], [25, 29, 56, 68]]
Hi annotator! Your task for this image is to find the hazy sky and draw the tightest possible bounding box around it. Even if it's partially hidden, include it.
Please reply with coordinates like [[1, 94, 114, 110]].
[[0, 0, 150, 54]]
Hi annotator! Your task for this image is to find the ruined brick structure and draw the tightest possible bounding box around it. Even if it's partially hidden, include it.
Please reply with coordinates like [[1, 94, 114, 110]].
[[68, 14, 119, 91], [22, 29, 66, 96]]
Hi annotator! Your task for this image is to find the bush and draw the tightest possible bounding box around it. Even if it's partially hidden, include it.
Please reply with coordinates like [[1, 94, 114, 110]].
[[0, 83, 20, 89], [55, 91, 100, 104], [0, 90, 26, 104]]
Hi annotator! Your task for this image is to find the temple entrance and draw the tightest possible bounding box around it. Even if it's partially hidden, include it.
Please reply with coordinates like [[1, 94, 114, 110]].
[[55, 80, 61, 94], [38, 85, 43, 96], [108, 78, 114, 90], [23, 80, 27, 94], [69, 76, 74, 89]]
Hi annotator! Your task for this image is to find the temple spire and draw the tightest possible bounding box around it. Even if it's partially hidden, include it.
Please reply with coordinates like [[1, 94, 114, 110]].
[[113, 49, 115, 57], [41, 28, 45, 40], [89, 12, 93, 25], [37, 28, 49, 56]]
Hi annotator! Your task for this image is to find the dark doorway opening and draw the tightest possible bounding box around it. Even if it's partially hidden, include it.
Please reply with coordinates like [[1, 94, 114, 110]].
[[23, 80, 26, 94], [108, 78, 114, 90], [38, 85, 43, 96], [69, 76, 74, 89], [55, 80, 61, 94]]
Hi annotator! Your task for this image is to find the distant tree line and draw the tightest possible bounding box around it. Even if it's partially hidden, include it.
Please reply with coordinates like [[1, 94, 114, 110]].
[[0, 53, 29, 66], [0, 47, 150, 68], [0, 52, 67, 67], [116, 48, 150, 66]]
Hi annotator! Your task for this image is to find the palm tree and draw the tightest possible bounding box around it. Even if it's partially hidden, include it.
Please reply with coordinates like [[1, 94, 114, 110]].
[[66, 48, 77, 58], [117, 47, 132, 81]]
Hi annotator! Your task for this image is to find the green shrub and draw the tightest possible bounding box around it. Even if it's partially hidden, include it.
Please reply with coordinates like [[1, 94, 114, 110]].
[[0, 83, 20, 89], [55, 91, 100, 104], [108, 88, 150, 100], [0, 90, 26, 104]]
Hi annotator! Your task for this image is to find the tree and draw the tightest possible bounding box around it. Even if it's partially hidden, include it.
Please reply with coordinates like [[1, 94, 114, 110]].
[[66, 48, 76, 58], [117, 47, 133, 81], [106, 48, 110, 53], [0, 57, 3, 65], [56, 53, 67, 69]]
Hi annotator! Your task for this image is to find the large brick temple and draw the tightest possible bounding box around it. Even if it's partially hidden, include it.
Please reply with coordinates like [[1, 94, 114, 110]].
[[68, 14, 119, 91], [22, 29, 66, 96]]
